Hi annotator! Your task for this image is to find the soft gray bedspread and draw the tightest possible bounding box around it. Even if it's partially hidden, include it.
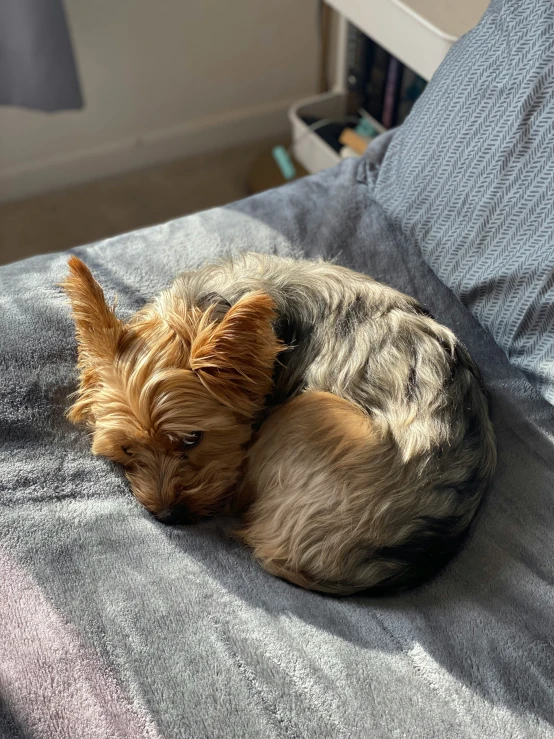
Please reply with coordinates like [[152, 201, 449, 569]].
[[1, 151, 553, 738]]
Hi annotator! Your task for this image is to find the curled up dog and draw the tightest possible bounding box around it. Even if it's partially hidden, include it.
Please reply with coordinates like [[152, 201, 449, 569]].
[[63, 252, 496, 595]]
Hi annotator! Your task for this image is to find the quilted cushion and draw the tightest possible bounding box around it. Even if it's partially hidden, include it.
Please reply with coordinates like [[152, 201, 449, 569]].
[[374, 0, 554, 403]]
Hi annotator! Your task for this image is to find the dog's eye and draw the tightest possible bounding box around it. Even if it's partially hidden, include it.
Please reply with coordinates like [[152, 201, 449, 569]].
[[181, 431, 203, 449], [122, 446, 132, 457]]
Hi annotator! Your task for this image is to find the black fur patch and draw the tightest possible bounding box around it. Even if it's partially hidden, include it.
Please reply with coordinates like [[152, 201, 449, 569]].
[[446, 467, 482, 502], [197, 292, 231, 321], [273, 316, 297, 346], [406, 365, 418, 402], [366, 515, 470, 595], [269, 317, 313, 405], [454, 342, 492, 412], [346, 294, 370, 323], [465, 411, 482, 441], [413, 303, 435, 320], [336, 294, 370, 337]]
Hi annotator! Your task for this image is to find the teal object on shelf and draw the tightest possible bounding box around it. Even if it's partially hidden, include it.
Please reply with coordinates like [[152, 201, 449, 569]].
[[355, 118, 378, 139], [272, 146, 297, 180]]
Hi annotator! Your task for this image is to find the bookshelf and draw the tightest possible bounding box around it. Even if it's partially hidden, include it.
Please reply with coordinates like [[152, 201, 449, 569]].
[[327, 0, 489, 81], [289, 0, 488, 175]]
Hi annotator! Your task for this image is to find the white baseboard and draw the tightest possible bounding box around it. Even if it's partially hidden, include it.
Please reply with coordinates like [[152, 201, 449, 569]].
[[0, 96, 296, 203]]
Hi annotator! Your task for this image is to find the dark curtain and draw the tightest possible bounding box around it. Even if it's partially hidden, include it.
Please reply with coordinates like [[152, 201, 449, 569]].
[[0, 0, 83, 111]]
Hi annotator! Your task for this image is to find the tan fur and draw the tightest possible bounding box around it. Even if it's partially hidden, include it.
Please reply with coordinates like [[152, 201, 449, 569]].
[[236, 392, 399, 592], [237, 389, 490, 594], [62, 257, 282, 519], [63, 253, 496, 594]]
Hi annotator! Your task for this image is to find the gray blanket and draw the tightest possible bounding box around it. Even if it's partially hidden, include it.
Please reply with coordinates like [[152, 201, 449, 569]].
[[1, 152, 553, 738]]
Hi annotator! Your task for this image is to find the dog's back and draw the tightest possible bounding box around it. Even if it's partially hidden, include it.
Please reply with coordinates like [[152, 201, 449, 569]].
[[176, 254, 496, 594]]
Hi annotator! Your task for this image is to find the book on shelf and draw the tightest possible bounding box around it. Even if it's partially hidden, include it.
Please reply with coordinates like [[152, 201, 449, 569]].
[[345, 23, 372, 114], [363, 39, 390, 123], [381, 56, 403, 128], [347, 24, 427, 129]]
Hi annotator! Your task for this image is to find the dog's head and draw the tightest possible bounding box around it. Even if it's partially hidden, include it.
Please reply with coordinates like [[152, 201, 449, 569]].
[[63, 257, 282, 522]]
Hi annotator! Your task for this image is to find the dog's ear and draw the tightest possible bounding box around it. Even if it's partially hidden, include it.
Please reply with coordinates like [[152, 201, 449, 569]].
[[190, 291, 283, 415], [62, 257, 125, 423], [62, 256, 124, 365]]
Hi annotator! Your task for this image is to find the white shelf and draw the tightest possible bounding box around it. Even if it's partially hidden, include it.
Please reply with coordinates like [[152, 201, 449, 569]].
[[289, 92, 346, 174], [287, 0, 489, 176], [327, 0, 489, 81], [288, 91, 385, 174]]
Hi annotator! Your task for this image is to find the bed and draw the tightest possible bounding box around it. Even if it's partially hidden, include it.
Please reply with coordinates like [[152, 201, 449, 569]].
[[1, 0, 553, 736]]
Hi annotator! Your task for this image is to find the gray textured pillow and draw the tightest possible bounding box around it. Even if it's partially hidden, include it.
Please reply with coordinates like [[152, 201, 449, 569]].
[[374, 0, 554, 403]]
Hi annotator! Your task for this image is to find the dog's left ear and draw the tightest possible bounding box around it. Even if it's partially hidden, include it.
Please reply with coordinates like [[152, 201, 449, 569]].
[[190, 291, 283, 415], [62, 256, 124, 364], [62, 257, 125, 423]]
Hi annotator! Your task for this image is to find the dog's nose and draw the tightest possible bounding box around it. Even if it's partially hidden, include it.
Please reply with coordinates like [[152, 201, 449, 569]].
[[156, 509, 177, 525], [155, 505, 193, 525]]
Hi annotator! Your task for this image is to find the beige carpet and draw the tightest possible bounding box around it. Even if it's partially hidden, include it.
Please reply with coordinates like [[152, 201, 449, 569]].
[[0, 140, 278, 266]]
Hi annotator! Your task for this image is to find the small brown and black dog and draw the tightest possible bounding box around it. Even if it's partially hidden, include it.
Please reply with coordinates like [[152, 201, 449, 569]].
[[64, 252, 495, 595]]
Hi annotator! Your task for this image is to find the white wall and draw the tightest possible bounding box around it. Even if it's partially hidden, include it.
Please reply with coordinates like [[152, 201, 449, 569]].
[[0, 0, 318, 201]]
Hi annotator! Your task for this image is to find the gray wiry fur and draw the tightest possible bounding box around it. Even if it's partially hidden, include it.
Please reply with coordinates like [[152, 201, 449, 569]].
[[165, 253, 497, 593]]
